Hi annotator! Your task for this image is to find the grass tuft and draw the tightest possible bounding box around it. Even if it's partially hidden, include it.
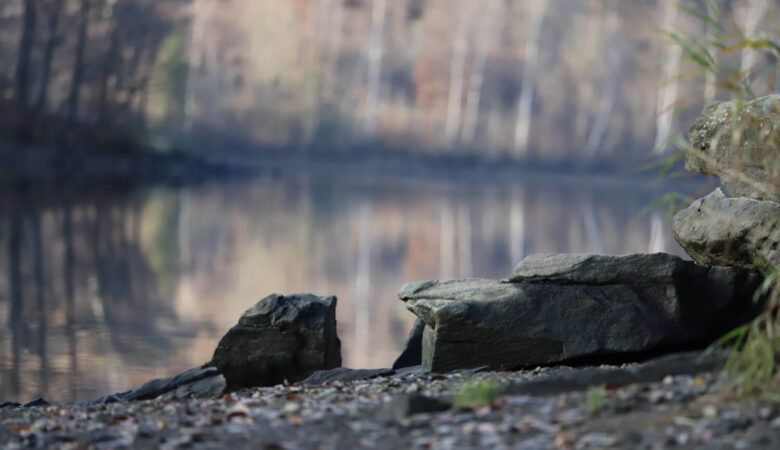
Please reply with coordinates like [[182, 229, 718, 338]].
[[585, 384, 606, 416], [453, 377, 499, 409]]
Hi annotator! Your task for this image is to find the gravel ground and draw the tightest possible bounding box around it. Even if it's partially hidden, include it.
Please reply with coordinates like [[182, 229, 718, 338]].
[[2, 364, 779, 449]]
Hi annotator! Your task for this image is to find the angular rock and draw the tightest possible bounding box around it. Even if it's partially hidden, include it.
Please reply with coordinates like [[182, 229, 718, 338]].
[[400, 253, 761, 373], [22, 398, 49, 408], [301, 367, 394, 385], [210, 293, 341, 387], [687, 94, 780, 201], [124, 366, 218, 402], [90, 392, 131, 406], [392, 318, 425, 370], [673, 188, 780, 276]]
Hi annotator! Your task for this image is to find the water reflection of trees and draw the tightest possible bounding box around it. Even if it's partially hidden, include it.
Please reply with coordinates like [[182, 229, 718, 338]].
[[0, 184, 192, 402], [175, 176, 682, 369], [0, 176, 685, 401]]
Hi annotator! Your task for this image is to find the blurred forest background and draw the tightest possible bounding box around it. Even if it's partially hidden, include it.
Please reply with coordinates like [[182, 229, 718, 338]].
[[1, 0, 778, 167], [1, 0, 779, 403]]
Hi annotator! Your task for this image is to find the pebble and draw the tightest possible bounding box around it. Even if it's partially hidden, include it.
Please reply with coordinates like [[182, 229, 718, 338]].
[[0, 364, 776, 449]]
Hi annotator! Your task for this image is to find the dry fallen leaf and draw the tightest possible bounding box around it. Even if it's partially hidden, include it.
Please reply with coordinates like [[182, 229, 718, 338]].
[[358, 438, 376, 447], [10, 424, 31, 434], [227, 410, 248, 419], [286, 412, 303, 426], [553, 432, 574, 449]]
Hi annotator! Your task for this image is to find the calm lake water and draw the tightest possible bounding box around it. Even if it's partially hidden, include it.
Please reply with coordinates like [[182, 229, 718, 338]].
[[0, 170, 697, 403]]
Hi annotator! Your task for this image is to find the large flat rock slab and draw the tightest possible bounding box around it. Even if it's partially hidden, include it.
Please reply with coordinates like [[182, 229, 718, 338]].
[[673, 188, 780, 276], [400, 254, 761, 373]]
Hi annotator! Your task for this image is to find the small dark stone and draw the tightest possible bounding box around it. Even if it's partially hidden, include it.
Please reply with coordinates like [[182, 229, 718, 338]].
[[711, 417, 753, 434], [301, 368, 394, 385], [380, 394, 452, 422], [50, 434, 77, 443], [619, 430, 643, 445]]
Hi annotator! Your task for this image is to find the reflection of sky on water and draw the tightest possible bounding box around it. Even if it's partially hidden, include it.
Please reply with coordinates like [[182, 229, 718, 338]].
[[0, 174, 693, 403]]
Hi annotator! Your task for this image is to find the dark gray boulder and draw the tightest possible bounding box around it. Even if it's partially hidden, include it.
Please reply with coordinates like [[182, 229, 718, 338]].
[[400, 253, 761, 373], [673, 188, 780, 276], [210, 293, 341, 387]]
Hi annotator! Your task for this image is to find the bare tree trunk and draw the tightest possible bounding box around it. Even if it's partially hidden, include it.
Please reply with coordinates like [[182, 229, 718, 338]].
[[513, 0, 549, 157], [98, 22, 120, 124], [33, 0, 64, 119], [120, 32, 148, 123], [325, 0, 344, 102], [738, 0, 766, 93], [461, 0, 500, 145], [302, 0, 329, 148], [66, 0, 90, 122], [183, 0, 207, 135], [583, 12, 622, 160], [363, 0, 387, 136], [14, 0, 37, 110], [654, 0, 681, 153], [444, 3, 474, 145], [704, 15, 718, 103]]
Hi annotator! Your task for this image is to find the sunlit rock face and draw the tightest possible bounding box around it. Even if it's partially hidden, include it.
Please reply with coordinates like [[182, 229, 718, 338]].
[[687, 94, 780, 202], [211, 293, 341, 387], [399, 254, 761, 373], [673, 188, 780, 277]]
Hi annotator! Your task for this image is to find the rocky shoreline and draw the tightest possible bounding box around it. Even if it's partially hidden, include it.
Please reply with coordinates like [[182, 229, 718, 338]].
[[2, 95, 778, 448], [2, 351, 779, 449]]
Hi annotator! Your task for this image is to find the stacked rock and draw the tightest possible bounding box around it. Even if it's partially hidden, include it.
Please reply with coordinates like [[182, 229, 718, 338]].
[[673, 94, 780, 276], [393, 254, 761, 373]]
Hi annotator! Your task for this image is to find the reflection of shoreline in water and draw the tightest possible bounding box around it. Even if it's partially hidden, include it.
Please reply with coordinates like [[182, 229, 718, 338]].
[[0, 175, 689, 403]]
